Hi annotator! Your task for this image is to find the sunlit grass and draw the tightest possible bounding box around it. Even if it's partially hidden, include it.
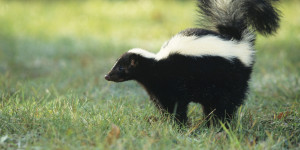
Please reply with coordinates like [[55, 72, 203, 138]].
[[0, 0, 299, 149]]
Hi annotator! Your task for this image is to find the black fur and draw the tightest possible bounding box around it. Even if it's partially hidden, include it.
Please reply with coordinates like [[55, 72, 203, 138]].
[[137, 54, 251, 124], [244, 0, 280, 35]]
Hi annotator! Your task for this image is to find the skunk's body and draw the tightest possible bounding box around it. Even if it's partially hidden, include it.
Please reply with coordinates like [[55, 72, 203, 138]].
[[105, 0, 280, 125], [130, 52, 251, 123]]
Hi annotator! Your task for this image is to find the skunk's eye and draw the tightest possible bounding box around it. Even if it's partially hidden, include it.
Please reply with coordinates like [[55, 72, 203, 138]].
[[118, 66, 125, 71]]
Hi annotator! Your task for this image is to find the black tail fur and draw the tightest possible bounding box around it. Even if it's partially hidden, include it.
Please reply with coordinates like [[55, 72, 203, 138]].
[[197, 0, 280, 40]]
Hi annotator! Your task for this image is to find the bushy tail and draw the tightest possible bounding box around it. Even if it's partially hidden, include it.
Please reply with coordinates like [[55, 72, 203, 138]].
[[197, 0, 280, 41]]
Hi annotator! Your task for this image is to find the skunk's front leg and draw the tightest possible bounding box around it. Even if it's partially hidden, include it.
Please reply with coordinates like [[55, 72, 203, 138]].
[[163, 101, 189, 124], [150, 96, 188, 124]]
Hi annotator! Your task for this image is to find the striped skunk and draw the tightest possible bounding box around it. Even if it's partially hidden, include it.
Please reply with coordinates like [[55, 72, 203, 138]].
[[105, 0, 280, 125]]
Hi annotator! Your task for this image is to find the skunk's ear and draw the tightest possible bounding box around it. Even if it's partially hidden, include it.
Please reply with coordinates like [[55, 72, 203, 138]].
[[130, 58, 138, 67], [129, 54, 138, 67]]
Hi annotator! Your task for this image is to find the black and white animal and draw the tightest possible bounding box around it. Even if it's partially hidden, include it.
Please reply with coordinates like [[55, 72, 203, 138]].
[[105, 0, 280, 125]]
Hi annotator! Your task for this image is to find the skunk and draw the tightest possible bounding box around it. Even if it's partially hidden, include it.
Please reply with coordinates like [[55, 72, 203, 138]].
[[105, 0, 280, 125]]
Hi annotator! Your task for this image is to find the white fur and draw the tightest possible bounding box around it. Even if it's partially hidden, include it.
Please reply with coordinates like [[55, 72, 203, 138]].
[[215, 0, 232, 9], [128, 48, 156, 59], [156, 35, 254, 66]]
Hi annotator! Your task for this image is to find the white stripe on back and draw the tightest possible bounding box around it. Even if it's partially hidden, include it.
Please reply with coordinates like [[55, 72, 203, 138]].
[[128, 48, 156, 59], [128, 34, 254, 66], [155, 35, 254, 66]]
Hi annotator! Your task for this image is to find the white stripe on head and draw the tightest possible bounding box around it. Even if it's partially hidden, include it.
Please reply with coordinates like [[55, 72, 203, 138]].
[[128, 48, 156, 59], [156, 34, 254, 66]]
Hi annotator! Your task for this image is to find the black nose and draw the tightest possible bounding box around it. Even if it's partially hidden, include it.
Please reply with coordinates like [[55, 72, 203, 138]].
[[105, 75, 111, 81]]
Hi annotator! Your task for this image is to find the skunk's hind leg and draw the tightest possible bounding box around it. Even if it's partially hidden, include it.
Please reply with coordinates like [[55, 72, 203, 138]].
[[202, 103, 237, 126]]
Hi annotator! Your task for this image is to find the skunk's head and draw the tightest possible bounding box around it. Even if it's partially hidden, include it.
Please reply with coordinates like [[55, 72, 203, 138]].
[[104, 52, 139, 82], [105, 48, 156, 82]]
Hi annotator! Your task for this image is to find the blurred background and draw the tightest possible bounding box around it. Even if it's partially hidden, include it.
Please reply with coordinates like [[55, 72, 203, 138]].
[[0, 0, 299, 149], [0, 0, 199, 98]]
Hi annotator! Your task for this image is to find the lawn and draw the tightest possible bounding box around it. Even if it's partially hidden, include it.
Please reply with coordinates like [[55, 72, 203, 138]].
[[0, 0, 299, 149]]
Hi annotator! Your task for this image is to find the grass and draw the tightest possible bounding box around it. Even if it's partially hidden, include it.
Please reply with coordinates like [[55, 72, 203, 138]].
[[0, 0, 299, 149]]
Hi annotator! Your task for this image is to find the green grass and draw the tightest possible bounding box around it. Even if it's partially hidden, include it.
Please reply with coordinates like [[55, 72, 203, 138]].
[[0, 0, 299, 149]]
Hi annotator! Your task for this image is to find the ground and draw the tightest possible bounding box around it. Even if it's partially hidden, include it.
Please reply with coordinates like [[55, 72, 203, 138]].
[[0, 0, 299, 149]]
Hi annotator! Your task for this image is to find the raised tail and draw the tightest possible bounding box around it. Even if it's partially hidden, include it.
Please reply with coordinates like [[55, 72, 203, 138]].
[[197, 0, 281, 41]]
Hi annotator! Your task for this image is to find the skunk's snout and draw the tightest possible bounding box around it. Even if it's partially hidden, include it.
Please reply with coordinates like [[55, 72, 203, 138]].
[[104, 66, 128, 82], [104, 72, 126, 82], [104, 74, 111, 81]]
